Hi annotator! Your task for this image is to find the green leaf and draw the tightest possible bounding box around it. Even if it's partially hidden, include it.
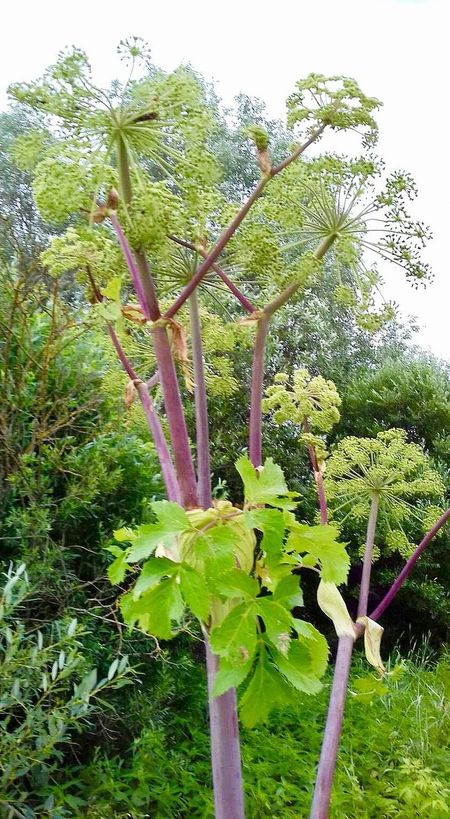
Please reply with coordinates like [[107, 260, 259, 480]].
[[209, 600, 257, 666], [134, 557, 178, 598], [236, 456, 299, 509], [245, 508, 285, 567], [179, 563, 211, 622], [215, 569, 259, 600], [102, 276, 122, 302], [127, 501, 192, 562], [106, 546, 131, 585], [120, 576, 184, 639], [293, 620, 329, 677], [274, 640, 323, 695], [239, 649, 293, 727], [272, 573, 303, 608], [287, 524, 349, 584], [212, 657, 253, 698], [256, 598, 294, 651], [113, 527, 136, 543]]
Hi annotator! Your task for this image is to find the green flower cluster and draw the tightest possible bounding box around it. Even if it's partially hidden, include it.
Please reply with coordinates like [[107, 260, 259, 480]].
[[324, 429, 445, 556], [264, 368, 341, 432], [286, 74, 381, 143]]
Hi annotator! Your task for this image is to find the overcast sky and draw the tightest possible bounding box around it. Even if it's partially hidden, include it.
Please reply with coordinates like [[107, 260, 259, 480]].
[[1, 0, 448, 359]]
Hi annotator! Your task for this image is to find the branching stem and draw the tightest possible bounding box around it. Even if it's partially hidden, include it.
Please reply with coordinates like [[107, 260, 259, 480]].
[[164, 125, 327, 319]]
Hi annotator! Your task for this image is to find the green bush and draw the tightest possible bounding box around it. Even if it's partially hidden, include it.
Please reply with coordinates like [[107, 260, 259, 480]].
[[38, 648, 449, 818], [0, 566, 131, 819]]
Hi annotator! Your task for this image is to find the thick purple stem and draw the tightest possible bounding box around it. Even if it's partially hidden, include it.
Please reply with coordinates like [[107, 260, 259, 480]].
[[151, 324, 198, 508], [249, 314, 269, 467], [189, 290, 212, 508], [370, 506, 450, 622], [115, 147, 198, 508], [309, 635, 354, 819], [205, 639, 245, 819]]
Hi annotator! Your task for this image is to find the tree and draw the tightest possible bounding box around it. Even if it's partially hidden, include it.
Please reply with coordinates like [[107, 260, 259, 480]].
[[9, 42, 443, 819]]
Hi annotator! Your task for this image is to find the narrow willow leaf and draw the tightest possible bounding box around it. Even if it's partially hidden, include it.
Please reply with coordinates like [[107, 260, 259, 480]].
[[317, 580, 355, 638], [357, 615, 385, 673], [75, 668, 98, 700], [107, 658, 119, 680]]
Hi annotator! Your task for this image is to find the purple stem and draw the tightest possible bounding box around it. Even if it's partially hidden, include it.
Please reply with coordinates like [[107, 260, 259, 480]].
[[107, 325, 180, 502], [151, 323, 198, 508], [205, 639, 245, 819], [110, 213, 151, 320], [189, 290, 212, 508], [136, 382, 181, 504], [249, 314, 269, 467], [164, 126, 327, 320], [309, 635, 355, 819], [168, 235, 255, 313], [370, 506, 450, 622], [357, 494, 379, 618], [310, 492, 380, 817], [114, 151, 198, 508]]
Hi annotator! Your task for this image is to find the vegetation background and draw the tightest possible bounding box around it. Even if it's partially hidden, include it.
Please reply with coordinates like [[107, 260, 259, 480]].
[[0, 53, 449, 818]]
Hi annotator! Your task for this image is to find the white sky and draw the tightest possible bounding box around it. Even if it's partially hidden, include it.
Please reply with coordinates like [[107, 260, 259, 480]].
[[1, 0, 448, 359]]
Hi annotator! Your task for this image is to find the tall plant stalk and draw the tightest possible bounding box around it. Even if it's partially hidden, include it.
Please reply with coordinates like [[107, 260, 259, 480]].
[[205, 640, 246, 819], [310, 494, 379, 819], [189, 290, 212, 508]]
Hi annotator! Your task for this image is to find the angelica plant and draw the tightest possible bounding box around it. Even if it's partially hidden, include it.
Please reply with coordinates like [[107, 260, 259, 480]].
[[10, 41, 446, 819]]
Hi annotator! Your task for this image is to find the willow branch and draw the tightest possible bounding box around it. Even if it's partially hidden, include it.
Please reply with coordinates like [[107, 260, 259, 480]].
[[164, 124, 327, 319], [189, 290, 212, 508]]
